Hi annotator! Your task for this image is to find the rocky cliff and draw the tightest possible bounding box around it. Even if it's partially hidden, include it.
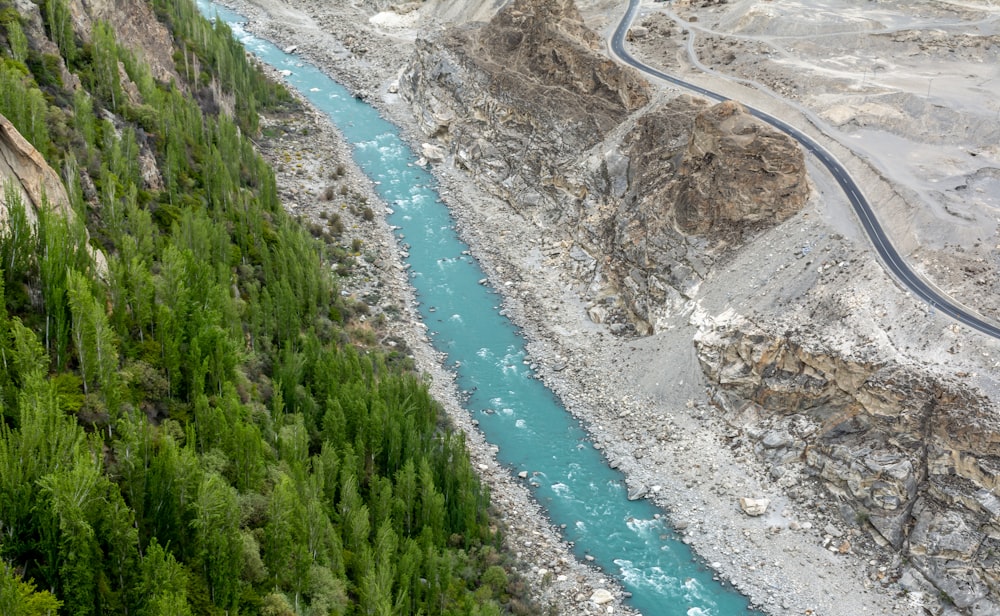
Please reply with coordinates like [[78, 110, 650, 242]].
[[400, 0, 649, 224], [0, 114, 73, 225], [0, 114, 111, 274], [695, 316, 1000, 613], [668, 100, 808, 236], [400, 0, 808, 335]]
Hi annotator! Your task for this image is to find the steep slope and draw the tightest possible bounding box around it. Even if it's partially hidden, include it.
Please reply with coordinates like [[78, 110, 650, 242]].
[[0, 0, 536, 614], [400, 0, 808, 334], [695, 318, 1000, 613]]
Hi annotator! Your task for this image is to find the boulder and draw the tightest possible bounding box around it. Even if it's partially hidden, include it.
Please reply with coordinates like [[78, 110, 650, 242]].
[[421, 142, 447, 162], [739, 497, 770, 516], [589, 588, 614, 604], [627, 484, 649, 501]]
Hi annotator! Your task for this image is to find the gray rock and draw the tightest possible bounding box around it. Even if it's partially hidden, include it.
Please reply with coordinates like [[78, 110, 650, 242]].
[[627, 485, 649, 501]]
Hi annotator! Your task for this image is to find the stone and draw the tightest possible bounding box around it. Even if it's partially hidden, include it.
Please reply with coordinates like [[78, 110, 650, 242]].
[[739, 498, 770, 517], [627, 26, 648, 39], [588, 305, 608, 324], [590, 589, 614, 605], [627, 485, 648, 501], [421, 142, 446, 162], [762, 430, 793, 449]]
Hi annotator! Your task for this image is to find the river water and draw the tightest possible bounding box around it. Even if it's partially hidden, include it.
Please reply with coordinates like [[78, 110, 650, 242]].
[[199, 3, 759, 613]]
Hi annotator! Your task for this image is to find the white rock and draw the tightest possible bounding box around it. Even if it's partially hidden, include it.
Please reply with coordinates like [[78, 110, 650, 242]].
[[590, 589, 614, 604], [627, 485, 649, 501], [421, 142, 446, 162], [739, 497, 770, 516]]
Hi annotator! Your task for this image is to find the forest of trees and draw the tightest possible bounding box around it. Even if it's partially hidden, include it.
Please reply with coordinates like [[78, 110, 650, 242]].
[[0, 0, 536, 613]]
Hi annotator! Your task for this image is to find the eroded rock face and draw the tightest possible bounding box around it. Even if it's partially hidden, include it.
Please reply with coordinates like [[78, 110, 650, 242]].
[[0, 114, 108, 275], [694, 317, 1000, 613], [400, 0, 650, 225], [622, 98, 808, 241], [400, 0, 809, 335], [670, 100, 809, 236], [0, 114, 73, 225], [71, 0, 180, 84]]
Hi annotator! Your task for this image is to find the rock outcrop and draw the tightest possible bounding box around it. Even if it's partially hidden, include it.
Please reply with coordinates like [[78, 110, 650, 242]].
[[0, 114, 108, 274], [0, 114, 73, 225], [670, 100, 809, 236], [70, 0, 180, 84], [401, 0, 650, 224], [694, 316, 1000, 614], [400, 0, 809, 336]]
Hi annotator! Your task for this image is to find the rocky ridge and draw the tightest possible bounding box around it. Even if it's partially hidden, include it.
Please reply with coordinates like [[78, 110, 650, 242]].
[[695, 314, 1000, 613], [399, 0, 809, 335], [0, 114, 73, 224]]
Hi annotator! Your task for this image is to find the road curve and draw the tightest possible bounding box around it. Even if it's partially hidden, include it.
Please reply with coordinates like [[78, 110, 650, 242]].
[[609, 0, 1000, 341]]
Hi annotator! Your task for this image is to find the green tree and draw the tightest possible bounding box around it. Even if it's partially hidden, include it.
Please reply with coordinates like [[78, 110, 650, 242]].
[[190, 472, 242, 611], [0, 182, 34, 296], [264, 473, 310, 606], [43, 0, 75, 63], [90, 21, 121, 109], [138, 540, 193, 616], [0, 560, 62, 616], [38, 451, 104, 616], [37, 202, 88, 369], [5, 19, 29, 64], [66, 269, 120, 405]]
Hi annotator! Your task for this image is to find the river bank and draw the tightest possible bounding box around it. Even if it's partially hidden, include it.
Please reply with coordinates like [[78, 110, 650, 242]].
[[220, 0, 925, 613]]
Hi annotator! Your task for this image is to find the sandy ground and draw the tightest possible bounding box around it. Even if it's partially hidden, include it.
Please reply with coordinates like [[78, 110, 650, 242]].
[[218, 0, 1000, 614]]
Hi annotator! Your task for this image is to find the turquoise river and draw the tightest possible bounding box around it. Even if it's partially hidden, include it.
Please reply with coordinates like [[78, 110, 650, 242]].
[[200, 3, 762, 613]]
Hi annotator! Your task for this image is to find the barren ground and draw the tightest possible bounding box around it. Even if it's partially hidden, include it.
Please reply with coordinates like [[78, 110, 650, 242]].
[[628, 0, 1000, 322]]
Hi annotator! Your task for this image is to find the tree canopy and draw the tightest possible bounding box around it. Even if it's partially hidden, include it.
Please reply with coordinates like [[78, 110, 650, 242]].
[[0, 0, 538, 613]]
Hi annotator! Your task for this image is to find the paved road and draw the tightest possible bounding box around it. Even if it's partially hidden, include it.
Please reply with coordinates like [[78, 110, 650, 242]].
[[610, 0, 1000, 340]]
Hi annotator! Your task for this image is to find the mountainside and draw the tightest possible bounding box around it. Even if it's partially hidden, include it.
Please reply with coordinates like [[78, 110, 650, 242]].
[[400, 0, 809, 335], [0, 0, 537, 614]]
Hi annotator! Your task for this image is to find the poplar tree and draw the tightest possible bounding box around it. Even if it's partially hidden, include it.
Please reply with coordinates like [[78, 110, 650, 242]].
[[5, 18, 28, 63], [43, 0, 75, 63], [0, 560, 62, 616], [66, 269, 120, 405], [190, 472, 241, 611]]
